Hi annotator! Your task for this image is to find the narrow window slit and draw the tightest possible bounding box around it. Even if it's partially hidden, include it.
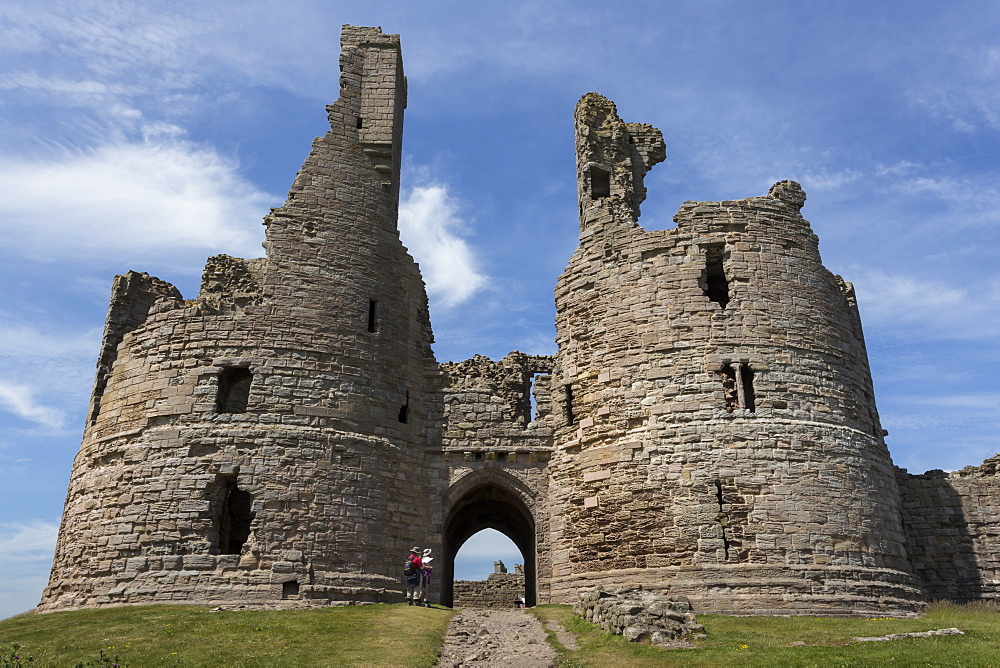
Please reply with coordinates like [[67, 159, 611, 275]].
[[217, 367, 252, 413], [564, 384, 576, 426], [398, 390, 409, 423], [590, 167, 611, 199], [702, 244, 730, 308], [523, 373, 539, 425], [715, 479, 730, 562], [356, 117, 363, 129], [740, 365, 756, 413], [367, 300, 377, 333]]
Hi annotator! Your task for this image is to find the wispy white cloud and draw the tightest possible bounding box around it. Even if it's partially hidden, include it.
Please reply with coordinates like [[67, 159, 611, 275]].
[[907, 44, 1000, 132], [799, 168, 864, 192], [0, 521, 58, 564], [912, 393, 1000, 410], [398, 182, 487, 309], [0, 136, 270, 264], [0, 382, 66, 429], [0, 322, 99, 436], [0, 321, 99, 360], [853, 271, 1000, 340]]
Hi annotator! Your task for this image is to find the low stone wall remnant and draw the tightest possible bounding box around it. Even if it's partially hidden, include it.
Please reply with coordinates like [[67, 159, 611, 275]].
[[453, 573, 525, 608], [574, 587, 703, 645]]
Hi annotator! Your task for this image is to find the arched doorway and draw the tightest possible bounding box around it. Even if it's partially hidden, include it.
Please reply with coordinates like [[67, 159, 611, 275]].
[[441, 472, 537, 607]]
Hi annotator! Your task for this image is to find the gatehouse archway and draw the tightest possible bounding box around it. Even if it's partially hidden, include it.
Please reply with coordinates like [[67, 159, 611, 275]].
[[442, 470, 537, 607]]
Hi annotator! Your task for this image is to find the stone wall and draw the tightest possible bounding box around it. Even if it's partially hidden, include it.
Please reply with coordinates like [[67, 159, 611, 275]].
[[897, 456, 1000, 601], [40, 26, 436, 612], [436, 352, 555, 607], [574, 587, 703, 644], [453, 573, 525, 608], [545, 93, 921, 616]]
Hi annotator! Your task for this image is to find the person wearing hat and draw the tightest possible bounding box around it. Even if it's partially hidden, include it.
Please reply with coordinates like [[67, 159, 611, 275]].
[[418, 548, 434, 607], [404, 546, 423, 605]]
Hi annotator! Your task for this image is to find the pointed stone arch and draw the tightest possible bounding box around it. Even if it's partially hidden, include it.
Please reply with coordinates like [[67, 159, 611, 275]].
[[442, 468, 537, 607]]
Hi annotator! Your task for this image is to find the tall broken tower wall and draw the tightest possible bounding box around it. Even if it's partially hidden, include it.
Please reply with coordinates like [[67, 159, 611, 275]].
[[545, 93, 924, 615], [40, 26, 437, 611]]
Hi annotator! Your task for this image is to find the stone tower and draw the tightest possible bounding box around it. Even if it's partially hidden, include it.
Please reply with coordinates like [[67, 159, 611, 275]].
[[40, 26, 437, 610], [42, 28, 1000, 617], [544, 93, 924, 614]]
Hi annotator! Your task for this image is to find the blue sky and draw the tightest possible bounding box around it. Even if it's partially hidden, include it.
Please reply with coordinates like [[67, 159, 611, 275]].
[[2, 0, 999, 618]]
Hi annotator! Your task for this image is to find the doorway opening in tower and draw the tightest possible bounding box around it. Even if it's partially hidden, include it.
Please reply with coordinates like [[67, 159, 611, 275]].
[[452, 529, 526, 608], [442, 477, 536, 607], [213, 477, 254, 555], [702, 243, 730, 308]]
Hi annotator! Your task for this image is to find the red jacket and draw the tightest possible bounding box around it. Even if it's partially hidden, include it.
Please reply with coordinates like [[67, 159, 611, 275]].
[[408, 554, 423, 571]]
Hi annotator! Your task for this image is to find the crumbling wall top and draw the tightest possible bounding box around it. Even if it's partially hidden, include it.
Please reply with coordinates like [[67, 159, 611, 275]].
[[575, 93, 665, 233], [442, 352, 554, 425]]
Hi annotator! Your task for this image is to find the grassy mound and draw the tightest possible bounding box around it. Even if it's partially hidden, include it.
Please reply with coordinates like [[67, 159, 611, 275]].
[[0, 603, 453, 667], [531, 601, 1000, 667]]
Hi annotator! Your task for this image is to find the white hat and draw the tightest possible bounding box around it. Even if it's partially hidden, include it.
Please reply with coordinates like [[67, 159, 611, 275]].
[[422, 548, 432, 556]]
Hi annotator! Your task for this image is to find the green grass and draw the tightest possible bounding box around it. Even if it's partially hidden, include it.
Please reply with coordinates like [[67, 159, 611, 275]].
[[531, 601, 1000, 667], [4, 601, 1000, 666], [0, 603, 453, 667]]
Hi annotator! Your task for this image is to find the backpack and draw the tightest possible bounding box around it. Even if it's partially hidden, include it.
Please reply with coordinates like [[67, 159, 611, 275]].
[[403, 555, 417, 576]]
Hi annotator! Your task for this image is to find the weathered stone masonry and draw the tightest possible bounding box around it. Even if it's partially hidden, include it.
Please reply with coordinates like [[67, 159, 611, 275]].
[[42, 26, 436, 610], [41, 25, 1000, 616]]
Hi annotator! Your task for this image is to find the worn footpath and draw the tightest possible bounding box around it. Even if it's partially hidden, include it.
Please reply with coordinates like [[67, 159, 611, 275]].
[[435, 608, 557, 667]]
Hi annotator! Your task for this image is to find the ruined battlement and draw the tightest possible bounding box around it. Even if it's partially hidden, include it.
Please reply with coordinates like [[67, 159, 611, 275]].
[[575, 93, 666, 231]]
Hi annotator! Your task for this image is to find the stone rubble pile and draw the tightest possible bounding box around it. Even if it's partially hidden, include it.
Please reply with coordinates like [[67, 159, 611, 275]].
[[853, 628, 964, 642], [574, 587, 703, 645]]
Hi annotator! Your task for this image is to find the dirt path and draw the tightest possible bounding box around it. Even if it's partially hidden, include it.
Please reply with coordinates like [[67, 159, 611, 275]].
[[435, 608, 557, 667]]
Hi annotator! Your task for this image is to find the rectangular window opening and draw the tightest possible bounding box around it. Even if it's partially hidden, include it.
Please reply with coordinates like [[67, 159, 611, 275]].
[[474, 452, 483, 462], [282, 580, 300, 599], [217, 367, 252, 414], [717, 364, 739, 413], [497, 452, 508, 462], [356, 117, 363, 129], [717, 362, 755, 413], [367, 300, 377, 333], [398, 390, 409, 424], [741, 365, 756, 413], [523, 373, 540, 425], [590, 167, 611, 199], [702, 244, 730, 308]]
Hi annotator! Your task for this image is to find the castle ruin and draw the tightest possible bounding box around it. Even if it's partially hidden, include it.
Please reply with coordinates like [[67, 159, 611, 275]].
[[40, 26, 1000, 616]]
